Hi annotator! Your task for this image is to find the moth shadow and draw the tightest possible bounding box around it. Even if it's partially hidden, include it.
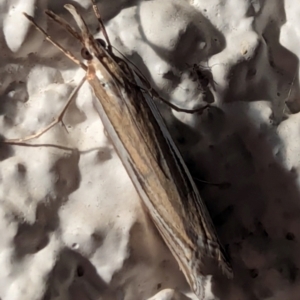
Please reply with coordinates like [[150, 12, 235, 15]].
[[167, 103, 300, 299]]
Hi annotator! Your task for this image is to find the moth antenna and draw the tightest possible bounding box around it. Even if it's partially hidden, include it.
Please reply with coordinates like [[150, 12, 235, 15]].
[[64, 5, 92, 44], [283, 69, 298, 115], [286, 69, 297, 102], [23, 13, 87, 71], [45, 10, 84, 44], [112, 46, 150, 86], [3, 76, 86, 144], [90, 0, 112, 51], [208, 63, 223, 69]]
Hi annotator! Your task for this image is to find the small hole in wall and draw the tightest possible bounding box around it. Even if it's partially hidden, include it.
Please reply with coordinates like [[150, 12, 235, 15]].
[[250, 269, 258, 278], [203, 9, 207, 12], [277, 92, 281, 96], [71, 243, 79, 249], [177, 136, 186, 145], [76, 265, 85, 277], [286, 232, 295, 241], [247, 68, 256, 78], [17, 163, 26, 173]]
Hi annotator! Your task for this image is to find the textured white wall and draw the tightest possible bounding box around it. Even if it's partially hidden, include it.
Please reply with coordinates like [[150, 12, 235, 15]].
[[1, 0, 300, 299]]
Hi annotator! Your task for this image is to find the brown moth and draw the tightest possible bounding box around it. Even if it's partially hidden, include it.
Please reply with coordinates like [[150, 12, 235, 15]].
[[5, 1, 233, 298]]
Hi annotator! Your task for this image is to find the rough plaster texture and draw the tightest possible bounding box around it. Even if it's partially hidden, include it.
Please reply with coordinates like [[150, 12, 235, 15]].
[[1, 0, 300, 299]]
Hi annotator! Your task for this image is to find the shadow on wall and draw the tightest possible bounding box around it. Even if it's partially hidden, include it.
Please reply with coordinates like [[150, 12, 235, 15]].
[[44, 248, 119, 300], [169, 101, 300, 299], [142, 2, 300, 298], [223, 0, 300, 116]]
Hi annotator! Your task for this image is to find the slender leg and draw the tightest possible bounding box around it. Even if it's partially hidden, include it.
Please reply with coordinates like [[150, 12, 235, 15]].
[[3, 76, 86, 144]]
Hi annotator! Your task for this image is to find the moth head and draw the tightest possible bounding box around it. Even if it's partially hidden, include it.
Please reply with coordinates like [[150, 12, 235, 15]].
[[80, 38, 107, 61], [64, 4, 132, 80], [64, 4, 107, 62]]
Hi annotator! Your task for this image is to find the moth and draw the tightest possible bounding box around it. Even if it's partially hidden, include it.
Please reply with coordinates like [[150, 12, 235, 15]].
[[5, 1, 233, 298]]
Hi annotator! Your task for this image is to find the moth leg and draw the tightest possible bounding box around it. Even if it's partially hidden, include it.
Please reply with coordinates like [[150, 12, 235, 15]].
[[194, 177, 231, 190], [2, 77, 86, 144], [45, 10, 84, 44], [107, 36, 209, 115], [23, 13, 87, 71], [124, 66, 210, 114], [153, 93, 210, 114], [137, 84, 210, 114]]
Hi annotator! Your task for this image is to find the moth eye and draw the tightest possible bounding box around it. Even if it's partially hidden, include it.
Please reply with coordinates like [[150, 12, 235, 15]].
[[96, 38, 106, 48], [81, 47, 93, 60]]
